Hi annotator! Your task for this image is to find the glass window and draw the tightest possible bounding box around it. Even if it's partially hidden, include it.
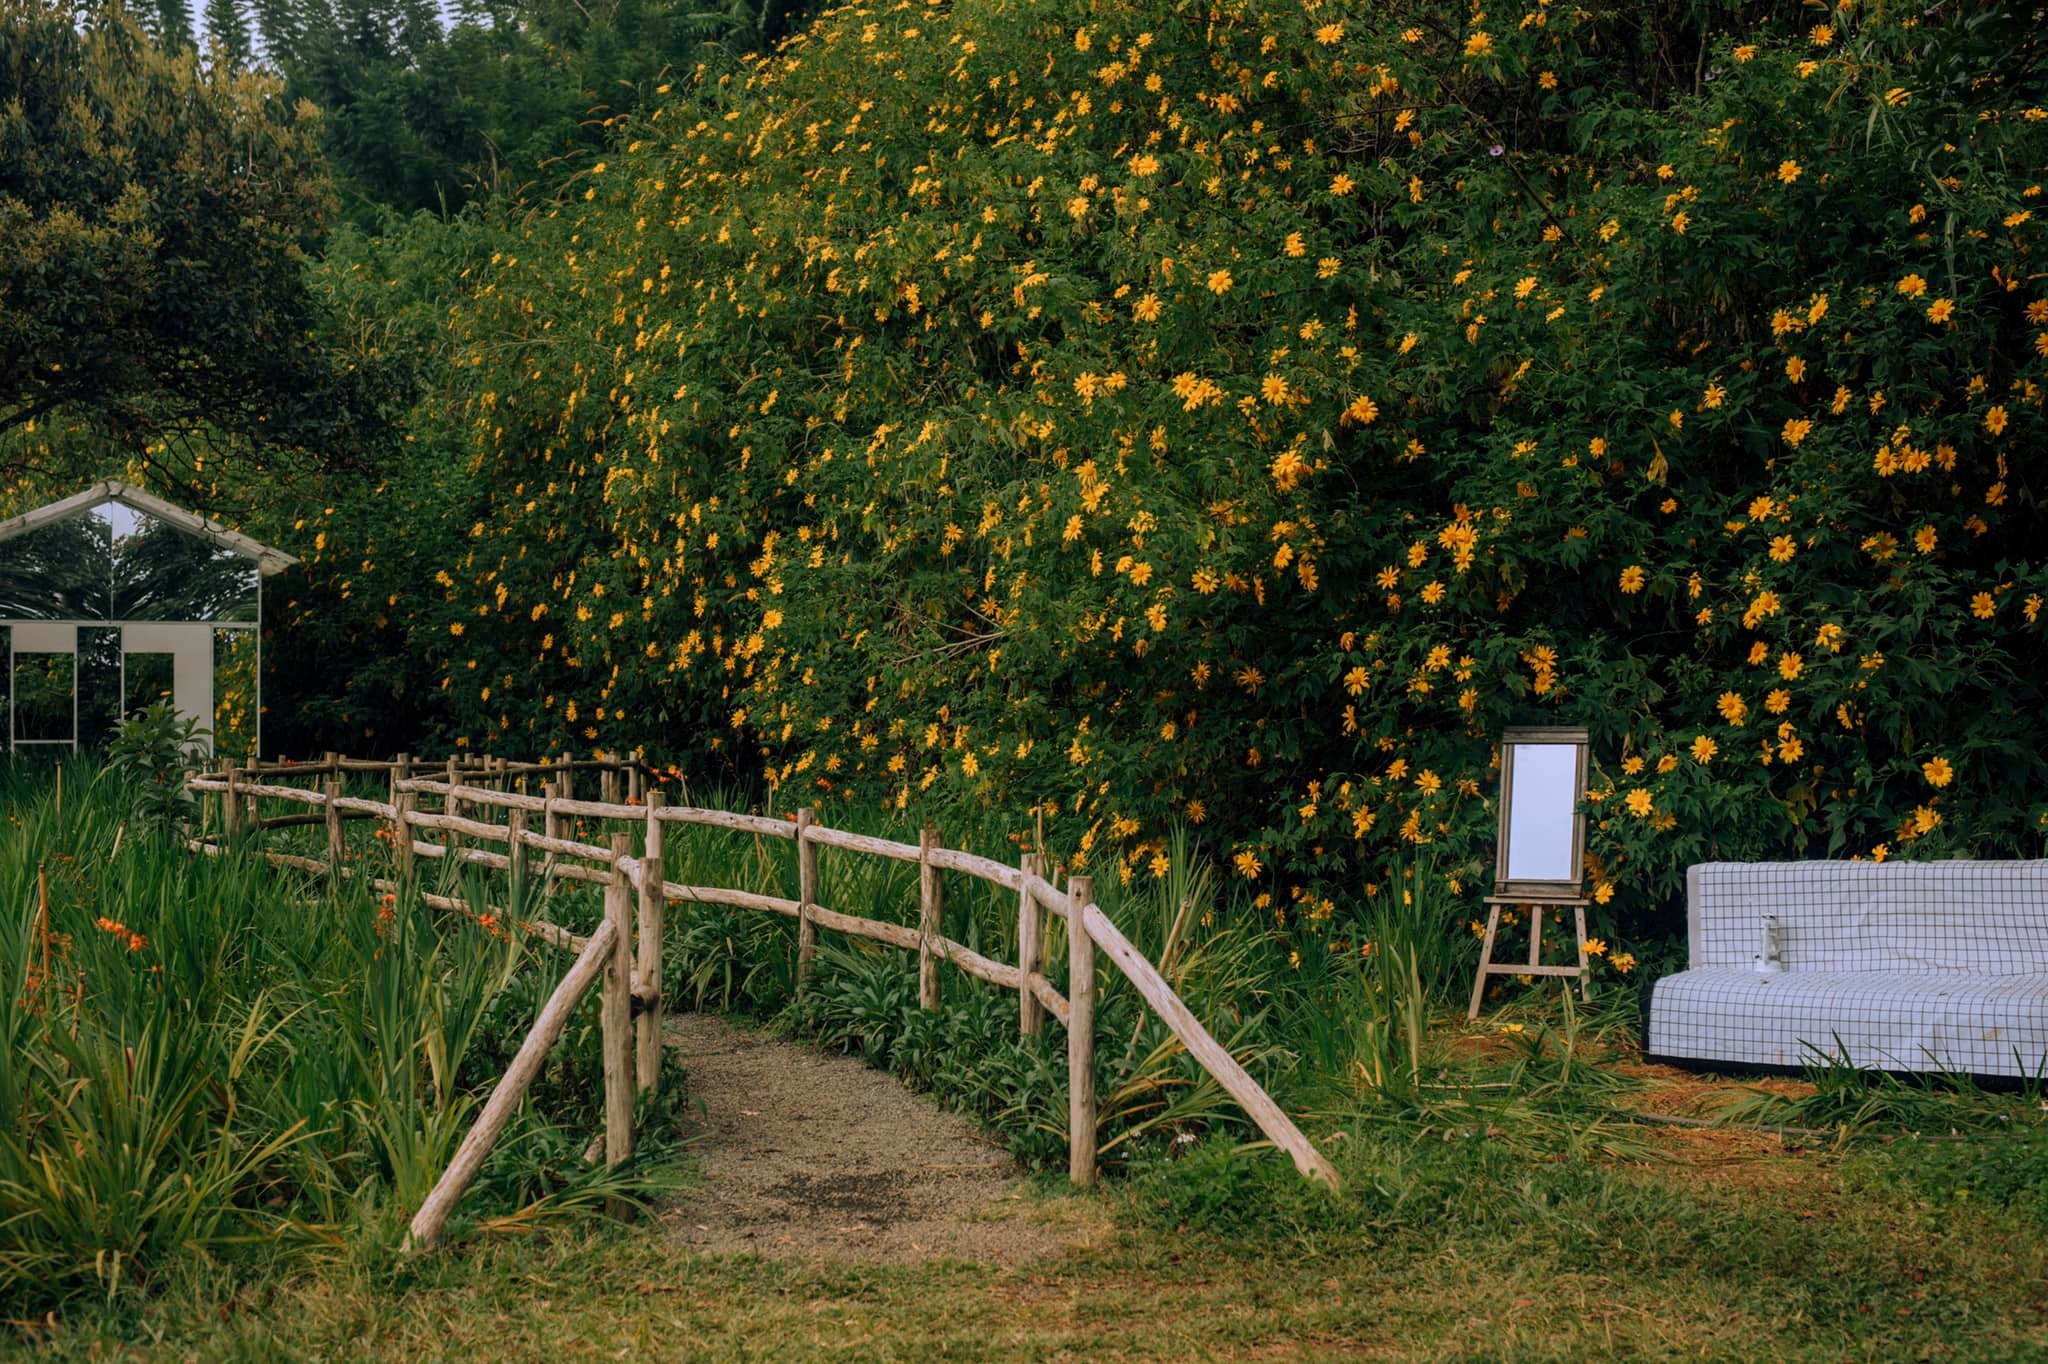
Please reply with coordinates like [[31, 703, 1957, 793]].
[[110, 505, 260, 623], [12, 652, 75, 744], [0, 513, 112, 620], [124, 651, 176, 718], [213, 627, 257, 762], [0, 499, 260, 622]]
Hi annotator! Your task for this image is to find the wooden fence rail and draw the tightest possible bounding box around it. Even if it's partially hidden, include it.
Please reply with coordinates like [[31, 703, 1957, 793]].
[[184, 754, 1339, 1247]]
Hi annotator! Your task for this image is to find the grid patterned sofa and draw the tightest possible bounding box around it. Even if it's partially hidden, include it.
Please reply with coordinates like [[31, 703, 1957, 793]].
[[1646, 861, 2048, 1080]]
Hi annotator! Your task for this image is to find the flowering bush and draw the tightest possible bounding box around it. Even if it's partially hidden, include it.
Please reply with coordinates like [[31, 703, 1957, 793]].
[[272, 0, 2047, 945]]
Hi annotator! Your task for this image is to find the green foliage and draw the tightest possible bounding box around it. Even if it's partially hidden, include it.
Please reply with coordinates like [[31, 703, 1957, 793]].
[[251, 0, 817, 226], [0, 0, 411, 490], [253, 0, 2048, 959], [0, 760, 677, 1312], [105, 701, 208, 836]]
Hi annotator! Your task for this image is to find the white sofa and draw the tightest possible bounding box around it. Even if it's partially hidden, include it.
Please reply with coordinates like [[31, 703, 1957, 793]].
[[1646, 861, 2048, 1080]]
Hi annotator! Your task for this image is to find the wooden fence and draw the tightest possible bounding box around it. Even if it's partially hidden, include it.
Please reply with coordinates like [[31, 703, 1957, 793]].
[[184, 752, 1339, 1248]]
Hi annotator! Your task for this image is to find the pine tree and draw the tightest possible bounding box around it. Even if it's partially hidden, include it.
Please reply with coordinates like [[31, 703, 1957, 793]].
[[149, 0, 195, 49], [201, 0, 251, 68], [395, 0, 440, 59], [248, 0, 299, 62]]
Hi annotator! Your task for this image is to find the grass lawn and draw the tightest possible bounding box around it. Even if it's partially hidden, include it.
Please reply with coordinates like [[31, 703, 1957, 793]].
[[25, 1056, 2048, 1362]]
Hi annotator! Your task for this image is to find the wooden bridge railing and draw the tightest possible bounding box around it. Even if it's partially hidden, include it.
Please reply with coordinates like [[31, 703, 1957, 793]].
[[185, 753, 1339, 1248]]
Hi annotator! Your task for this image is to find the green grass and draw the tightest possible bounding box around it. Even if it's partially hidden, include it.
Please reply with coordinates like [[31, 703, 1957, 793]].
[[14, 1116, 2048, 1360], [0, 756, 682, 1315]]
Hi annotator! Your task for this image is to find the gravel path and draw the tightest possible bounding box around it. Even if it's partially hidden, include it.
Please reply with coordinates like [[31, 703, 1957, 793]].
[[661, 1012, 1100, 1264]]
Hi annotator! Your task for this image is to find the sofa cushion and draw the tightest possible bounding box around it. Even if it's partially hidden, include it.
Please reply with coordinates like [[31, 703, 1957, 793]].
[[1687, 861, 2048, 974], [1647, 967, 2048, 1079]]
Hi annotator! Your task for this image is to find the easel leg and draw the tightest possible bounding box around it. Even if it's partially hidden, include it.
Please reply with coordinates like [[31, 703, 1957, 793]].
[[1575, 902, 1590, 1001], [1467, 903, 1503, 1021]]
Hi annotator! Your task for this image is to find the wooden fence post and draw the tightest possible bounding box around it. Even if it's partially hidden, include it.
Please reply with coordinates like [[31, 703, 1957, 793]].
[[918, 826, 942, 1011], [1017, 852, 1043, 1038], [391, 752, 411, 808], [223, 762, 242, 843], [796, 807, 818, 988], [323, 777, 344, 874], [394, 789, 416, 885], [404, 919, 619, 1252], [635, 792, 666, 1095], [541, 775, 563, 895], [507, 807, 528, 900], [444, 757, 463, 865], [602, 835, 635, 1177], [601, 757, 618, 806], [1068, 874, 1097, 1186]]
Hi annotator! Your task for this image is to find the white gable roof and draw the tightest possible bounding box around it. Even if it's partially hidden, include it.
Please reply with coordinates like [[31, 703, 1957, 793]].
[[0, 481, 298, 575]]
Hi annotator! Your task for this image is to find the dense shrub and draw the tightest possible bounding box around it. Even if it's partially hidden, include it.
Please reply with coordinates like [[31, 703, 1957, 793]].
[[216, 2, 2048, 946]]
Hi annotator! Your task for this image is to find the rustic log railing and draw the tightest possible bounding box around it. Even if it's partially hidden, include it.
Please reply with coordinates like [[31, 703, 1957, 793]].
[[184, 753, 1340, 1248]]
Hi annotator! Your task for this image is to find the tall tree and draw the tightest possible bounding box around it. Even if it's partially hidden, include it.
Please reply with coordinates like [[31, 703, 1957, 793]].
[[201, 0, 250, 67], [0, 0, 411, 493], [148, 0, 193, 48]]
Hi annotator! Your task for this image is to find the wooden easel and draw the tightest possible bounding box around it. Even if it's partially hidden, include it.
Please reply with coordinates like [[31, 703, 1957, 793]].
[[1467, 894, 1591, 1020]]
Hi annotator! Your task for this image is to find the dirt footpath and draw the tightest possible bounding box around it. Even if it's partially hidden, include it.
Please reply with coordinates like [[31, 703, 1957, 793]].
[[661, 1012, 1102, 1265]]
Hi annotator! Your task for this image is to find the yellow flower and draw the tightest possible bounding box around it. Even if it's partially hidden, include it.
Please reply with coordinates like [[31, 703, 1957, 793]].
[[1985, 405, 2009, 436], [1923, 756, 1954, 788], [1927, 298, 1955, 323], [1330, 173, 1356, 196], [1619, 564, 1646, 594], [1626, 789, 1655, 818], [1778, 651, 1803, 680], [1583, 938, 1608, 957], [1315, 22, 1343, 45], [1971, 591, 1997, 619], [1133, 293, 1162, 322], [1463, 31, 1493, 58], [1781, 418, 1813, 446], [1610, 952, 1637, 974], [1269, 449, 1310, 491], [1690, 735, 1718, 764], [1718, 692, 1748, 726], [1777, 160, 1801, 185], [1897, 274, 1927, 298], [1205, 269, 1233, 295], [1233, 849, 1262, 879]]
